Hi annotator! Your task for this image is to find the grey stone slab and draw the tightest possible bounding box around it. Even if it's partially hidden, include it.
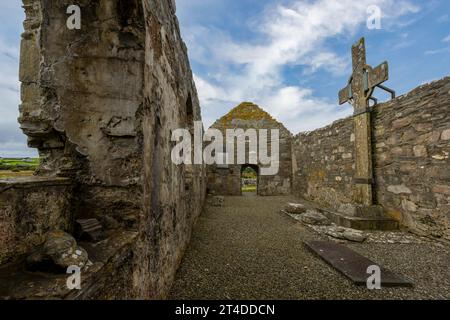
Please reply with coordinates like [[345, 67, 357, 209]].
[[305, 241, 414, 287]]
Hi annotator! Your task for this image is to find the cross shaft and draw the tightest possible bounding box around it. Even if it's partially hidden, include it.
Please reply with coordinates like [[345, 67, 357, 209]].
[[339, 38, 390, 208]]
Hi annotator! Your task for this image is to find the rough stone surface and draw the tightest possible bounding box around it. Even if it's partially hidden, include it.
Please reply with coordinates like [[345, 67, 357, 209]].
[[293, 78, 450, 240], [3, 0, 449, 300], [2, 0, 207, 299], [26, 230, 89, 270], [284, 203, 307, 214], [0, 177, 72, 265], [211, 196, 225, 207], [207, 102, 292, 196], [300, 210, 331, 226], [325, 226, 367, 243]]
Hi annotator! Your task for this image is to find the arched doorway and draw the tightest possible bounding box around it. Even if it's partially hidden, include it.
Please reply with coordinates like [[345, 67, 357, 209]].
[[241, 164, 258, 196]]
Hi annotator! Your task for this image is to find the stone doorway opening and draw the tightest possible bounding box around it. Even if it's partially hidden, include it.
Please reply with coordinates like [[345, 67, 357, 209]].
[[241, 164, 258, 196]]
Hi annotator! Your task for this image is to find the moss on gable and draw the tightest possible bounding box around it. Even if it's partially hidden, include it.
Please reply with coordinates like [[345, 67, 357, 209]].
[[217, 102, 279, 127]]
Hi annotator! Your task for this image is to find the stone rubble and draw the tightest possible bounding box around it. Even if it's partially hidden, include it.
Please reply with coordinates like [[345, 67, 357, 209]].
[[211, 196, 225, 207], [282, 202, 439, 245], [284, 203, 307, 214], [26, 230, 89, 271], [325, 226, 367, 243], [300, 210, 331, 226]]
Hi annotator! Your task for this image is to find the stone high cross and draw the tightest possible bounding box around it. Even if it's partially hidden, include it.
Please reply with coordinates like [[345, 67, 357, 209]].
[[339, 37, 392, 209]]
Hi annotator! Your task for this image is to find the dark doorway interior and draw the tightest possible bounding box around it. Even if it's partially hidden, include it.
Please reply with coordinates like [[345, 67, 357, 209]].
[[241, 164, 258, 196]]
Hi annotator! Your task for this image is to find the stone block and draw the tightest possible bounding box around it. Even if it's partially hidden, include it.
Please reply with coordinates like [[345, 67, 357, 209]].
[[325, 226, 367, 242], [441, 129, 450, 141], [300, 210, 331, 226], [387, 185, 412, 195], [392, 117, 411, 129], [284, 203, 307, 214], [401, 199, 418, 212], [433, 184, 450, 196], [413, 145, 428, 157]]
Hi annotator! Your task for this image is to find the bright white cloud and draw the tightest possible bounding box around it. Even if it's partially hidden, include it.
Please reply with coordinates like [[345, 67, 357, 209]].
[[443, 35, 450, 43], [182, 0, 419, 133], [425, 47, 450, 55], [0, 38, 21, 124], [0, 36, 36, 157]]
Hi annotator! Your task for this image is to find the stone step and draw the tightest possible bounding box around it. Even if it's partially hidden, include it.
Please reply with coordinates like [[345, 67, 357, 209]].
[[320, 208, 399, 231]]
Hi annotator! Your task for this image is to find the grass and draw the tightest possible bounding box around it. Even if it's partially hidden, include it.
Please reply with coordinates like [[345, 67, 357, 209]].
[[242, 185, 257, 193], [0, 158, 40, 172], [0, 170, 35, 179]]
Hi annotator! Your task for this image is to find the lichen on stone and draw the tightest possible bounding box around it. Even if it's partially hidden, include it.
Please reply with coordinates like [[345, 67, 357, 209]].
[[216, 102, 281, 128]]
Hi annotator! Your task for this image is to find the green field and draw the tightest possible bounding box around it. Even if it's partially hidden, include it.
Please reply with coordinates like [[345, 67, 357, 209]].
[[0, 158, 40, 171]]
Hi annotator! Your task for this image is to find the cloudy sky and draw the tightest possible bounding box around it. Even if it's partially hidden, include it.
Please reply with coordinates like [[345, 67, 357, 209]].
[[1, 1, 449, 157]]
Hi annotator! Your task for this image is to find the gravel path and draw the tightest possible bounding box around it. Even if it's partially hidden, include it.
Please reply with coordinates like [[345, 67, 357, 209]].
[[169, 196, 450, 300]]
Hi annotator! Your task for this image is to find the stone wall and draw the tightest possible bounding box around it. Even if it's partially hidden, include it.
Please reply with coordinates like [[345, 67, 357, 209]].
[[133, 0, 206, 299], [207, 102, 292, 196], [293, 77, 450, 240], [372, 78, 450, 239], [2, 0, 206, 299], [0, 177, 72, 266], [292, 117, 355, 207], [20, 0, 146, 224]]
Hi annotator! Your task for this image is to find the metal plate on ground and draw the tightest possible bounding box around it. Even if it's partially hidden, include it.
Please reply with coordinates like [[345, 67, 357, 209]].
[[305, 241, 413, 287]]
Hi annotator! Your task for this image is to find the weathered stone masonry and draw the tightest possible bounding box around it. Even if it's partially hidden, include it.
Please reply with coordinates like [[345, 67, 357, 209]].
[[1, 0, 449, 301], [207, 102, 293, 196], [293, 78, 450, 240], [0, 0, 206, 299]]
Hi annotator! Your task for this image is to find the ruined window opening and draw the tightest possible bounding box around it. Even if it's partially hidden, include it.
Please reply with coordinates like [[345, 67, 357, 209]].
[[186, 93, 194, 131], [185, 93, 195, 191], [241, 164, 258, 196]]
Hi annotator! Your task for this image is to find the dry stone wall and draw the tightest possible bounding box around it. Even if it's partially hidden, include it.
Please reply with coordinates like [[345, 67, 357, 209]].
[[293, 77, 450, 240], [372, 78, 450, 239]]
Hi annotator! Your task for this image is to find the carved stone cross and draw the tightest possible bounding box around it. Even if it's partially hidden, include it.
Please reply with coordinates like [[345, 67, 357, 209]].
[[339, 37, 393, 212]]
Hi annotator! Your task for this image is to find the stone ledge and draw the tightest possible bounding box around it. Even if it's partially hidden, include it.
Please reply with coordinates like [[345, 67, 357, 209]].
[[0, 231, 137, 300], [286, 198, 399, 231], [320, 209, 399, 231], [0, 176, 72, 192]]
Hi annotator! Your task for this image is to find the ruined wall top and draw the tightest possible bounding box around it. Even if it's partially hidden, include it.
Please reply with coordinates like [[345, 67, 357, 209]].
[[211, 102, 292, 135]]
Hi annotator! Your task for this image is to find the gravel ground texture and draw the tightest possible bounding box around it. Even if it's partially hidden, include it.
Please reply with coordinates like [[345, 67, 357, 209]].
[[169, 196, 450, 300]]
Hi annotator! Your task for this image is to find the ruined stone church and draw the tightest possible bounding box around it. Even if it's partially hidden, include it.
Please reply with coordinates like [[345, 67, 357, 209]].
[[0, 0, 448, 299], [207, 102, 293, 196]]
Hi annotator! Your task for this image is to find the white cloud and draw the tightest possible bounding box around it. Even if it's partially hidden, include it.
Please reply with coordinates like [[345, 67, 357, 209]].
[[425, 47, 450, 55], [263, 86, 353, 132], [443, 35, 450, 43], [0, 37, 37, 157], [0, 37, 20, 124], [181, 0, 419, 132]]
